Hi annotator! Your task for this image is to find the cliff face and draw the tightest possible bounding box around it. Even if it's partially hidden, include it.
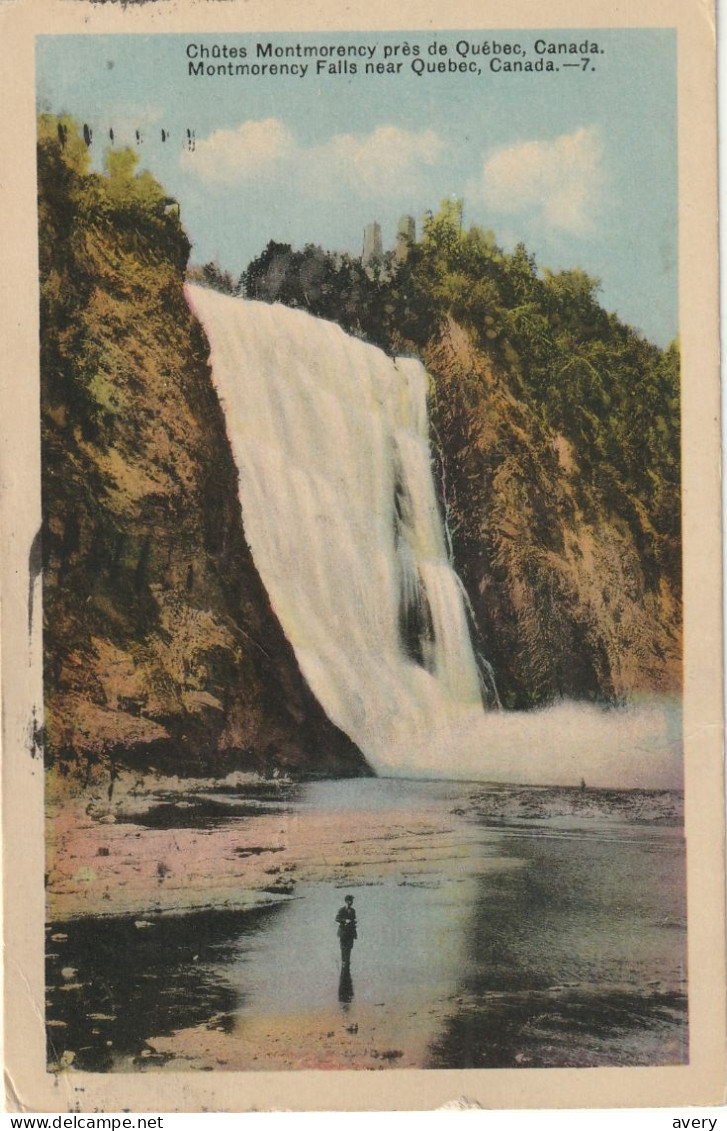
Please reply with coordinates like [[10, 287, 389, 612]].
[[424, 320, 681, 709], [38, 117, 370, 779]]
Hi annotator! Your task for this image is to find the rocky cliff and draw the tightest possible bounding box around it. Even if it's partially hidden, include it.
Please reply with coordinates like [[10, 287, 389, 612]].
[[424, 320, 681, 709], [38, 116, 370, 779]]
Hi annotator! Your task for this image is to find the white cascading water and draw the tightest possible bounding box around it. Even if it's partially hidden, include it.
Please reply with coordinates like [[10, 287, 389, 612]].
[[186, 284, 483, 771], [186, 285, 682, 789]]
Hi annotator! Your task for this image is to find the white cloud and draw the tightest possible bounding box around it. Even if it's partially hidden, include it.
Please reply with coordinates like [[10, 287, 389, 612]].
[[181, 119, 445, 198], [181, 118, 295, 185], [480, 127, 605, 235], [317, 125, 444, 197]]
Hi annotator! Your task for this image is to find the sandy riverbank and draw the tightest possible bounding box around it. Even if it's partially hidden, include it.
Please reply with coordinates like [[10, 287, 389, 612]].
[[46, 769, 683, 924], [46, 770, 496, 922]]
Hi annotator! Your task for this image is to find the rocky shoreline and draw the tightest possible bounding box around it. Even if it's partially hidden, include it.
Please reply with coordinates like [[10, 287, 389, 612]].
[[48, 771, 309, 922]]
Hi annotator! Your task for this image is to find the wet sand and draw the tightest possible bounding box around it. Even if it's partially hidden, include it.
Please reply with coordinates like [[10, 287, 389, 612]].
[[46, 775, 686, 1073]]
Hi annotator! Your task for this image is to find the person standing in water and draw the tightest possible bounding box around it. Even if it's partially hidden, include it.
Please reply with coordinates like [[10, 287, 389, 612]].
[[336, 894, 357, 971]]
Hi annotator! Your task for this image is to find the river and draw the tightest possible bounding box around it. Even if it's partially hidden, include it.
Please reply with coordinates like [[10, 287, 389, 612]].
[[46, 777, 686, 1072]]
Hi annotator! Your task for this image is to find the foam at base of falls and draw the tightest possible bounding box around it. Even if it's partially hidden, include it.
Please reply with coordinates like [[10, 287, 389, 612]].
[[379, 696, 683, 790]]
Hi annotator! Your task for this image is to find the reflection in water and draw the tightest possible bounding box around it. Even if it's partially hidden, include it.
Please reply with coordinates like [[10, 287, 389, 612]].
[[338, 965, 354, 1003], [428, 825, 687, 1068]]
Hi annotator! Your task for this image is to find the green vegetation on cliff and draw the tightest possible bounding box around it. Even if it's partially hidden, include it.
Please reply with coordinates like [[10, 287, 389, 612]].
[[243, 202, 681, 708], [38, 115, 370, 779]]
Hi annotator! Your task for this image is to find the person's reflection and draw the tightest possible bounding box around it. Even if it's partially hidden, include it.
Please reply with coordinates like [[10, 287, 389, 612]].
[[338, 964, 354, 1002]]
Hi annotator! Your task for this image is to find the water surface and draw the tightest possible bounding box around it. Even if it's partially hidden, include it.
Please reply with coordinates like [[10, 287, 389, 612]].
[[47, 778, 686, 1071]]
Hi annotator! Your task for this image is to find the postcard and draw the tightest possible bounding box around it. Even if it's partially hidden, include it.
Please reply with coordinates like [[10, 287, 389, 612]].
[[1, 0, 724, 1114]]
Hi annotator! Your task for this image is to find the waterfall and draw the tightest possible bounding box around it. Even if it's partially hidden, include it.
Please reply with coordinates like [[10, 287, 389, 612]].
[[185, 285, 682, 789], [186, 285, 484, 772]]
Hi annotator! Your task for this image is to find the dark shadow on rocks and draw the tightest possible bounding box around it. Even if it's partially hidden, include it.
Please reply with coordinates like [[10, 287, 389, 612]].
[[46, 904, 280, 1071], [427, 988, 688, 1068]]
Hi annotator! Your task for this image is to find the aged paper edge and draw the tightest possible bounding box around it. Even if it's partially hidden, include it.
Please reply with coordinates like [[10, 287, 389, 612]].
[[1, 0, 724, 1113]]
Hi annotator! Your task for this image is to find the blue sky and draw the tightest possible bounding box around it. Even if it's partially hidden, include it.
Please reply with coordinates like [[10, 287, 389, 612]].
[[37, 29, 677, 346]]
